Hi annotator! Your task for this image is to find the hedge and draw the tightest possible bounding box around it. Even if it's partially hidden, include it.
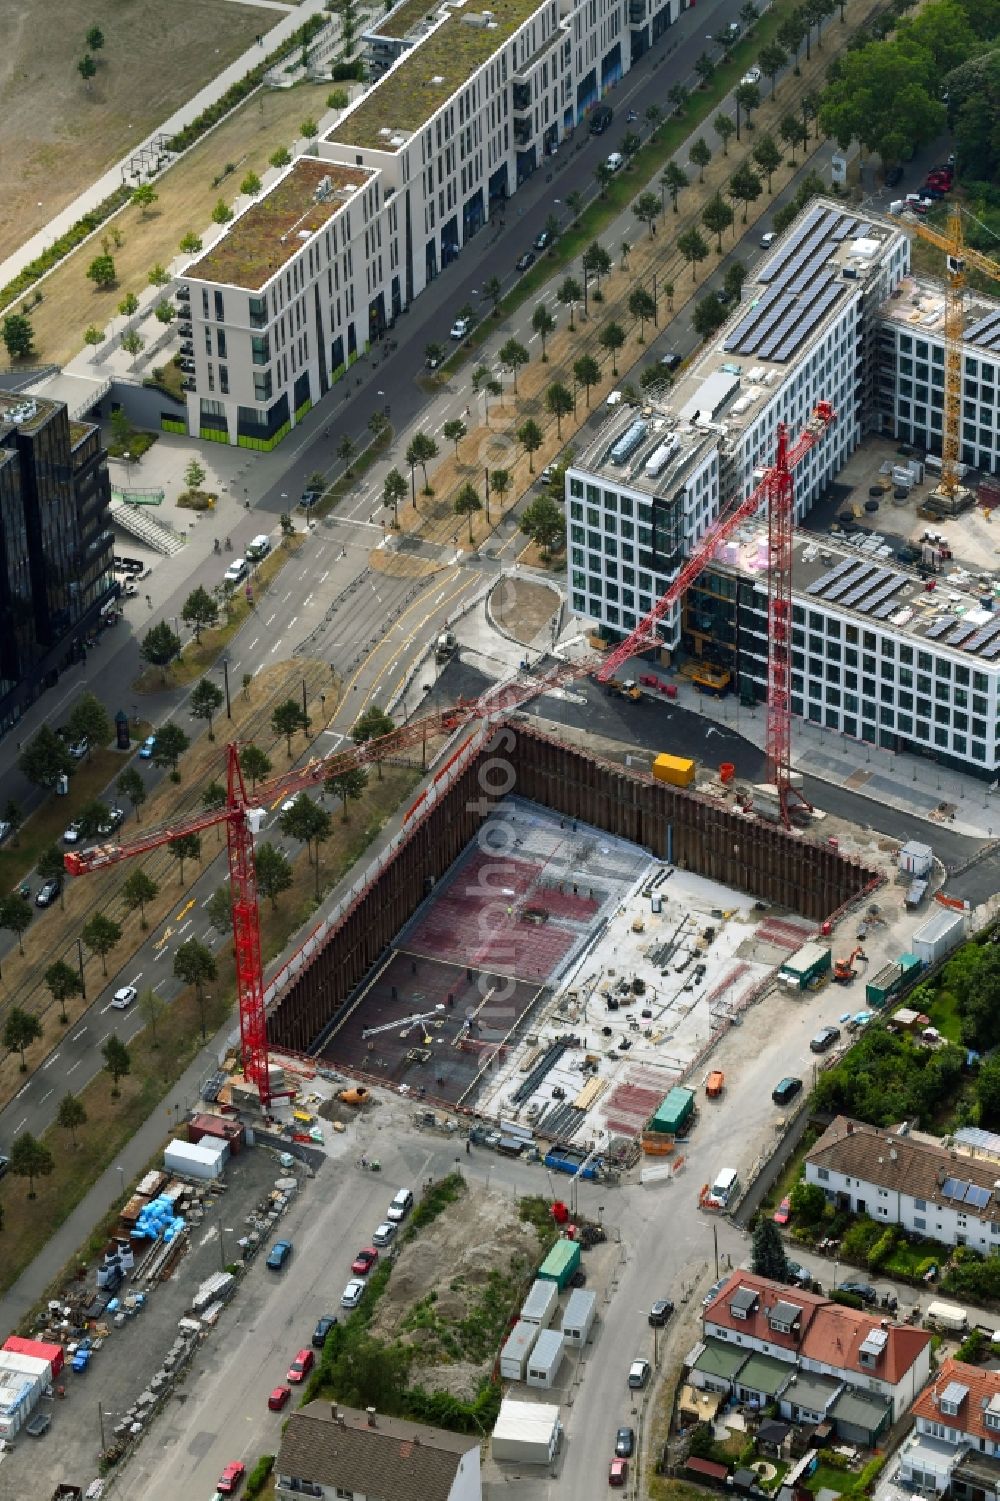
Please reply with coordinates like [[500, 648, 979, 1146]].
[[245, 1454, 274, 1498]]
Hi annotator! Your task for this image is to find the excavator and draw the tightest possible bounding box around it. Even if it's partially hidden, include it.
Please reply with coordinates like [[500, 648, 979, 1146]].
[[833, 947, 867, 984]]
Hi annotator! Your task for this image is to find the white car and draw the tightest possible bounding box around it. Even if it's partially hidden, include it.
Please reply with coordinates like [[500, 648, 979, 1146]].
[[606, 151, 624, 173], [111, 986, 137, 1010], [63, 821, 83, 844], [372, 1222, 396, 1247], [224, 557, 247, 584], [341, 1279, 366, 1309], [741, 65, 762, 85], [760, 231, 776, 248], [449, 316, 471, 340]]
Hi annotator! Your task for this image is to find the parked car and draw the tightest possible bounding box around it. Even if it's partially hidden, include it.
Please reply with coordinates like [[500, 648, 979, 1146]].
[[0, 821, 11, 844], [24, 1410, 51, 1437], [287, 1348, 314, 1384], [605, 151, 624, 173], [742, 65, 762, 85], [341, 1278, 366, 1309], [224, 557, 248, 585], [785, 1260, 812, 1288], [299, 488, 322, 509], [312, 1314, 338, 1348], [98, 806, 125, 836], [69, 737, 89, 759], [450, 316, 472, 339], [589, 104, 613, 135], [351, 1247, 379, 1276], [627, 1359, 650, 1390], [772, 1076, 802, 1106], [217, 1460, 246, 1494], [139, 735, 157, 759], [245, 534, 271, 562], [837, 1280, 877, 1305], [111, 986, 137, 1011], [268, 1385, 291, 1411], [773, 1195, 791, 1226], [372, 1221, 396, 1247], [760, 230, 776, 248], [266, 1239, 293, 1270], [648, 1299, 674, 1326], [609, 1457, 629, 1487], [387, 1188, 413, 1223], [515, 250, 536, 273], [659, 352, 682, 372], [533, 228, 553, 251], [810, 1025, 841, 1053], [63, 821, 83, 845], [36, 878, 61, 908], [615, 1426, 635, 1458]]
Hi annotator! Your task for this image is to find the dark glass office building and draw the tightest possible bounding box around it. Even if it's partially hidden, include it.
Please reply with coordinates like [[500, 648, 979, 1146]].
[[0, 394, 115, 732]]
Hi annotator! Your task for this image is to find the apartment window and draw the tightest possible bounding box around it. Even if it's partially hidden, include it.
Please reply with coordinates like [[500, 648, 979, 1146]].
[[251, 334, 270, 366], [216, 329, 227, 360], [219, 366, 229, 395], [817, 1168, 829, 1181], [913, 1216, 926, 1230], [249, 295, 267, 328], [202, 289, 210, 318], [214, 290, 225, 321], [253, 371, 272, 402], [914, 1197, 926, 1210]]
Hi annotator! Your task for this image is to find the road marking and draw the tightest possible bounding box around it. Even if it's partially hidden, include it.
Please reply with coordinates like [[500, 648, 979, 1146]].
[[434, 590, 445, 604], [265, 613, 277, 626], [40, 1089, 52, 1105], [282, 591, 292, 602], [13, 1118, 26, 1134], [174, 901, 195, 923], [154, 948, 169, 962], [303, 594, 313, 606], [154, 927, 174, 949], [72, 1027, 88, 1041], [270, 641, 281, 653], [66, 1060, 81, 1075], [14, 1084, 28, 1099], [177, 919, 192, 937], [288, 616, 298, 629], [43, 1053, 61, 1069], [131, 971, 144, 984], [249, 637, 260, 650], [319, 571, 330, 583]]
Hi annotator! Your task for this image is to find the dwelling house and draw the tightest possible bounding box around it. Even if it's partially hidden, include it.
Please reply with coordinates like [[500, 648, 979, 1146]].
[[900, 1358, 1000, 1498], [274, 1401, 481, 1501]]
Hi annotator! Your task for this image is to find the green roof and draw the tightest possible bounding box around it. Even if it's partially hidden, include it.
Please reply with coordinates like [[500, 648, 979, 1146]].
[[372, 0, 443, 40], [692, 1339, 751, 1382], [734, 1352, 795, 1397], [329, 0, 541, 150]]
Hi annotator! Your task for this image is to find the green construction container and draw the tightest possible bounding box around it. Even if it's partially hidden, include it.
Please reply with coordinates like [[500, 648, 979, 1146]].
[[537, 1237, 581, 1290], [651, 1086, 695, 1135]]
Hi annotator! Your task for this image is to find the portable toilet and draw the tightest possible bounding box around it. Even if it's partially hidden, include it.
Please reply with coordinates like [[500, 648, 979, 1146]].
[[500, 1320, 540, 1382], [525, 1328, 565, 1389], [561, 1288, 597, 1347], [521, 1278, 559, 1329]]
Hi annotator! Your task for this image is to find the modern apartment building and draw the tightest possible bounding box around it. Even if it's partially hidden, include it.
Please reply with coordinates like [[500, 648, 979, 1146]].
[[565, 202, 910, 650], [180, 158, 397, 449], [0, 394, 115, 731]]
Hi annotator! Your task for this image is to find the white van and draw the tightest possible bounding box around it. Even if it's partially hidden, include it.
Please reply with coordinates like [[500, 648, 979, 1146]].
[[709, 1168, 740, 1207], [246, 534, 271, 561], [387, 1187, 414, 1223]]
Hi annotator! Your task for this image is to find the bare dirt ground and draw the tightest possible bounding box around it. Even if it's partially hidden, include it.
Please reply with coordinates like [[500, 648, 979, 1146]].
[[369, 1181, 542, 1400], [0, 0, 268, 265], [491, 576, 560, 645]]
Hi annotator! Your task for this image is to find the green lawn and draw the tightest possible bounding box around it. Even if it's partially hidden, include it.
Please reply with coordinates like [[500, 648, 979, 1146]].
[[924, 986, 963, 1043], [804, 1464, 858, 1498]]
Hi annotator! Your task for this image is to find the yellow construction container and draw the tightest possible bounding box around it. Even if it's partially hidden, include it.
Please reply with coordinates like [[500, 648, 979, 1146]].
[[652, 753, 696, 788]]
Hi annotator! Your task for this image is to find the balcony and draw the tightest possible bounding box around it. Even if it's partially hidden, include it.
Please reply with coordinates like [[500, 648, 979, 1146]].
[[629, 0, 646, 22], [512, 82, 531, 112], [513, 116, 533, 147]]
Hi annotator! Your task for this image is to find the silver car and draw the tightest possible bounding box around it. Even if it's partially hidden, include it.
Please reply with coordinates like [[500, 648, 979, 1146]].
[[341, 1279, 365, 1309]]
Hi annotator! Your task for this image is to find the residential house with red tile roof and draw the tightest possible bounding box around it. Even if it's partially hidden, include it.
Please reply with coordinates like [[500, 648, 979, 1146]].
[[899, 1357, 1000, 1497]]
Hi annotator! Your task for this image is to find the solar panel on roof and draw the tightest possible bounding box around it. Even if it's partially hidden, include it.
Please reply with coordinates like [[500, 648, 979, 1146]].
[[753, 282, 835, 362], [771, 285, 844, 363], [787, 249, 838, 296], [826, 563, 876, 601], [770, 214, 840, 292], [981, 636, 1000, 661], [842, 569, 891, 608], [806, 557, 859, 596], [851, 222, 871, 239], [834, 216, 859, 240], [856, 578, 906, 614], [965, 617, 1000, 652], [873, 599, 902, 620], [924, 615, 955, 639], [722, 285, 785, 352], [946, 620, 980, 647], [967, 1184, 992, 1209], [942, 1176, 963, 1200], [965, 309, 1000, 347], [757, 205, 826, 282]]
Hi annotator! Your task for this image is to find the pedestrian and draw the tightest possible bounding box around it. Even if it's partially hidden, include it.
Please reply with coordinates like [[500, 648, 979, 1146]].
[[146, 594, 152, 607], [466, 1139, 471, 1155]]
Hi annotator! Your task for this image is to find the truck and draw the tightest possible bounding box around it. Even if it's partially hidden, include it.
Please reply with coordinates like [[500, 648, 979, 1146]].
[[924, 1299, 968, 1334], [607, 678, 641, 701], [435, 629, 457, 662]]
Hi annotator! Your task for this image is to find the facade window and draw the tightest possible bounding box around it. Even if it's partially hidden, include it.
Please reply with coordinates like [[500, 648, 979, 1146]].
[[214, 290, 224, 321], [817, 1168, 829, 1181]]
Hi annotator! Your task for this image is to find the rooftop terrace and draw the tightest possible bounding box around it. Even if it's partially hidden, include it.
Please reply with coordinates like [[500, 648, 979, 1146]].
[[0, 393, 58, 434], [328, 0, 541, 151], [881, 272, 1000, 351], [186, 159, 372, 292]]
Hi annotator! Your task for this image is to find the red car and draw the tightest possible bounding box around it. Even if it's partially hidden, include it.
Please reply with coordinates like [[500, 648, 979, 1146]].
[[268, 1385, 291, 1412], [287, 1348, 314, 1384], [610, 1457, 629, 1487], [351, 1247, 379, 1275], [773, 1196, 791, 1226], [217, 1460, 246, 1494]]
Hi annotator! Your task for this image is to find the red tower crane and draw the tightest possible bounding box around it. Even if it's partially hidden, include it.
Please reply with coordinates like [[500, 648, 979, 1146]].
[[595, 401, 836, 825], [64, 405, 835, 1102]]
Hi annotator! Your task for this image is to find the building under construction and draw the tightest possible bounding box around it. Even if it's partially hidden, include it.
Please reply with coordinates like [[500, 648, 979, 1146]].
[[267, 722, 878, 1106]]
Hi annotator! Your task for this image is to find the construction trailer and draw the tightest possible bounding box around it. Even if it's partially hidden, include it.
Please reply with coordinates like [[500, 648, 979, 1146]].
[[560, 1288, 597, 1347], [537, 1238, 581, 1290], [491, 1397, 563, 1464], [910, 909, 966, 966], [521, 1279, 559, 1330], [866, 954, 923, 1009], [526, 1328, 566, 1389], [499, 1321, 541, 1382], [650, 1086, 696, 1135], [778, 941, 831, 992]]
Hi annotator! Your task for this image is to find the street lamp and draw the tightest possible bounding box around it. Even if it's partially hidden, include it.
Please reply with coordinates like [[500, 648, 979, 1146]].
[[220, 656, 232, 719], [115, 1164, 125, 1200], [76, 937, 87, 1001]]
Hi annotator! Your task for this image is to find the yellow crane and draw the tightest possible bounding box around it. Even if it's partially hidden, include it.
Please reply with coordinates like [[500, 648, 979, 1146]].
[[893, 206, 1000, 499]]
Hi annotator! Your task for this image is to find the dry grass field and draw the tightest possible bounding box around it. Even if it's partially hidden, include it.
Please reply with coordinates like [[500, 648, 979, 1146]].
[[0, 0, 269, 264]]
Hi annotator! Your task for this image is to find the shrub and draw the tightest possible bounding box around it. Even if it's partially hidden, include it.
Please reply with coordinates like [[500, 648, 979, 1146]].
[[859, 1455, 886, 1493], [410, 1172, 464, 1230], [842, 1217, 881, 1261], [332, 59, 365, 80], [245, 1454, 274, 1498], [867, 1227, 897, 1272]]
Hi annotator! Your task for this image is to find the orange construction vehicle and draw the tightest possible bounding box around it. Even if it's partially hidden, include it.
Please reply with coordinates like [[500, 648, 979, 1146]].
[[833, 947, 867, 983]]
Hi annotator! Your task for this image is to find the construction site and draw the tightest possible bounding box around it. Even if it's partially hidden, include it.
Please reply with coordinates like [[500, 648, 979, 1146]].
[[268, 723, 880, 1144]]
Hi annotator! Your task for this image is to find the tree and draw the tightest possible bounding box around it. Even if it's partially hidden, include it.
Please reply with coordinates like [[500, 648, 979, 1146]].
[[168, 832, 201, 885], [777, 10, 806, 62], [10, 1131, 53, 1197], [140, 621, 181, 679], [729, 163, 763, 223], [184, 459, 206, 492], [689, 137, 712, 182], [751, 1217, 789, 1281], [818, 42, 945, 165], [87, 253, 116, 288], [620, 237, 631, 271], [779, 112, 808, 164], [573, 354, 601, 406], [621, 130, 641, 164], [173, 938, 217, 1038], [734, 81, 761, 140], [325, 766, 368, 822], [759, 41, 788, 97], [566, 190, 584, 222], [598, 322, 626, 377], [661, 162, 689, 215], [135, 987, 166, 1050], [45, 959, 82, 1025], [484, 275, 503, 316], [78, 54, 97, 87], [148, 263, 169, 287], [806, 0, 835, 49], [789, 1179, 828, 1225], [131, 183, 158, 217], [703, 193, 735, 252], [802, 89, 821, 144], [545, 381, 574, 438], [181, 585, 219, 642], [241, 171, 262, 197], [255, 842, 294, 908], [667, 82, 690, 116], [0, 894, 32, 955], [520, 494, 566, 559], [122, 868, 158, 930], [102, 1035, 131, 1097], [753, 133, 784, 192], [1, 313, 34, 361], [632, 190, 660, 239], [407, 432, 438, 495], [644, 102, 663, 139], [740, 0, 760, 30], [57, 1092, 88, 1147], [627, 288, 657, 342], [594, 160, 613, 198], [1, 800, 22, 847], [381, 468, 405, 528], [368, 410, 390, 446], [117, 767, 146, 822], [83, 325, 103, 347], [641, 363, 672, 396], [352, 704, 395, 757], [155, 299, 175, 324], [517, 419, 544, 473], [489, 466, 512, 514], [206, 885, 231, 936], [77, 799, 113, 839], [211, 198, 233, 225], [454, 482, 483, 542], [152, 722, 189, 774], [531, 304, 556, 361], [335, 432, 354, 476], [499, 338, 529, 394], [693, 293, 728, 339], [121, 331, 144, 358], [714, 112, 736, 157], [725, 261, 748, 301], [81, 912, 121, 976], [4, 1008, 42, 1071], [67, 692, 109, 756], [272, 698, 310, 756], [201, 781, 226, 844], [191, 678, 225, 738], [678, 228, 709, 281], [300, 116, 319, 140], [269, 146, 292, 170], [582, 241, 611, 291], [19, 724, 71, 789], [442, 419, 467, 458], [695, 51, 716, 88], [556, 276, 582, 331]]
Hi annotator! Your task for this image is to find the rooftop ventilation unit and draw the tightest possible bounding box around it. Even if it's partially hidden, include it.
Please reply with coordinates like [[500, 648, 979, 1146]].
[[645, 435, 680, 478], [2, 399, 38, 426], [610, 419, 648, 466], [313, 176, 333, 201]]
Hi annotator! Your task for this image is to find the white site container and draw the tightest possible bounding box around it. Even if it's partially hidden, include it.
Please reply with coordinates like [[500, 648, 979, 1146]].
[[911, 909, 965, 966], [492, 1396, 563, 1464], [164, 1139, 228, 1181], [520, 1279, 559, 1329], [560, 1288, 597, 1346], [499, 1321, 540, 1382], [525, 1328, 565, 1390], [899, 840, 933, 878]]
